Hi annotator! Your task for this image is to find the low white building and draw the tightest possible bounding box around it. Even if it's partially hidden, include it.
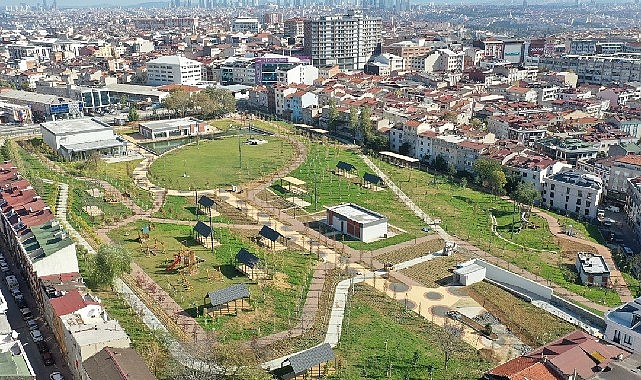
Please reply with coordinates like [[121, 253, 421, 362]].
[[326, 203, 387, 243], [575, 252, 610, 287], [138, 117, 210, 140], [40, 118, 128, 161], [541, 169, 603, 219], [453, 261, 486, 286], [146, 55, 202, 86], [604, 297, 641, 353]]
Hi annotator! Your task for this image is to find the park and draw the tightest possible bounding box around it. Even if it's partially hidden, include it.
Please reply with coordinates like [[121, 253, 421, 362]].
[[8, 114, 637, 379]]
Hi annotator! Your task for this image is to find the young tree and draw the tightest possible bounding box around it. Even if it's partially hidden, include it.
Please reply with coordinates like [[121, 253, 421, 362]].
[[327, 98, 339, 132], [435, 321, 463, 371], [86, 244, 132, 287], [128, 107, 139, 122], [488, 169, 507, 196], [360, 106, 373, 140], [348, 106, 359, 138]]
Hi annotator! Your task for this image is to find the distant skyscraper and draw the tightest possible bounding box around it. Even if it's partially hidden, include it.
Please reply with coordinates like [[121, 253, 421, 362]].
[[304, 10, 382, 70], [522, 0, 527, 6]]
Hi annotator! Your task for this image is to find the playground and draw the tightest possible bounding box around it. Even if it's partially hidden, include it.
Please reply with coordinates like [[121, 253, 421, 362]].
[[108, 220, 317, 342], [148, 135, 296, 190]]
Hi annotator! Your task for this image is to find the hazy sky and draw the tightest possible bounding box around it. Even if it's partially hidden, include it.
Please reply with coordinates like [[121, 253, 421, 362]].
[[5, 0, 168, 6]]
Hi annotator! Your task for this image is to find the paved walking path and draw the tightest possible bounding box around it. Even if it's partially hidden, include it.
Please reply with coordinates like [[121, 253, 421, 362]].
[[362, 158, 616, 313]]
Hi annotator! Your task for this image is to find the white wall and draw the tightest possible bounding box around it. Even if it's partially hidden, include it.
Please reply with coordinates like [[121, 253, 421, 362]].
[[361, 221, 387, 243], [473, 259, 553, 299]]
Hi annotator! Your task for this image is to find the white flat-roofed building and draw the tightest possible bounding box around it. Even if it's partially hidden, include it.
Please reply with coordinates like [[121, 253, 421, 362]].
[[326, 203, 387, 243], [40, 118, 127, 161], [575, 252, 610, 287], [146, 55, 202, 86], [541, 169, 603, 219], [232, 18, 261, 34], [138, 117, 210, 140], [453, 261, 486, 286]]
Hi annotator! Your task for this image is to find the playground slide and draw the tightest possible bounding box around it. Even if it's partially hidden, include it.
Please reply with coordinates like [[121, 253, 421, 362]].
[[166, 257, 181, 271]]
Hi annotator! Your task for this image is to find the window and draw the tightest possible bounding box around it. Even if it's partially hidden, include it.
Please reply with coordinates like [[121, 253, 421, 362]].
[[566, 188, 570, 194], [585, 209, 590, 216], [576, 198, 581, 205], [566, 196, 570, 202], [551, 184, 555, 190], [624, 334, 633, 345], [550, 192, 555, 198], [614, 330, 621, 343], [578, 190, 583, 197], [575, 206, 581, 213], [585, 200, 591, 207]]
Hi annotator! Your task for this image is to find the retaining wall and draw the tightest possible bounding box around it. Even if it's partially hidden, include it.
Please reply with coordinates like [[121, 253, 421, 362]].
[[550, 294, 607, 330], [473, 259, 553, 300]]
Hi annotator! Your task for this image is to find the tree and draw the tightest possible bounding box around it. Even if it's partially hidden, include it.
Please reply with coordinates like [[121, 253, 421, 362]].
[[202, 87, 237, 117], [348, 106, 359, 138], [128, 107, 139, 122], [511, 182, 541, 211], [360, 106, 373, 141], [86, 244, 132, 287], [162, 88, 192, 117], [327, 99, 339, 132], [473, 158, 503, 188], [488, 169, 507, 196], [435, 321, 463, 371]]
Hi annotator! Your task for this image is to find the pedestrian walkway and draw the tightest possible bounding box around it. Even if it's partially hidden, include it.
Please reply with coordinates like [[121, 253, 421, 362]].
[[54, 182, 96, 255]]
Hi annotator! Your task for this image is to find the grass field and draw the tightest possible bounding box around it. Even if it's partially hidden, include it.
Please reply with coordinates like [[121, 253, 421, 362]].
[[374, 159, 622, 308], [331, 284, 492, 380], [376, 238, 446, 265], [148, 136, 295, 190], [108, 221, 315, 343], [467, 281, 575, 347], [271, 144, 427, 249]]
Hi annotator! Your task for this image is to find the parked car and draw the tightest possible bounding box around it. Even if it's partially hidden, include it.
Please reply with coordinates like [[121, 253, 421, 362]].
[[606, 205, 621, 213], [4, 275, 17, 288], [42, 351, 54, 366], [1, 266, 10, 274], [10, 289, 21, 300], [26, 319, 38, 331], [30, 329, 43, 342], [50, 372, 64, 380], [20, 308, 32, 321], [622, 246, 635, 256], [36, 341, 49, 353], [15, 296, 26, 309]]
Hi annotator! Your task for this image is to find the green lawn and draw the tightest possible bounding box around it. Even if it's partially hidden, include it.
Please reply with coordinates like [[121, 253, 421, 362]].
[[108, 221, 315, 343], [374, 159, 622, 308], [331, 285, 492, 380], [148, 136, 295, 190], [271, 144, 425, 249]]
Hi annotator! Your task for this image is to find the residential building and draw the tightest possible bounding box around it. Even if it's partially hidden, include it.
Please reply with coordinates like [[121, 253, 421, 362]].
[[83, 347, 155, 380], [326, 203, 387, 243], [138, 117, 210, 140], [575, 252, 610, 287], [0, 314, 34, 379], [604, 296, 641, 353], [535, 137, 599, 165], [232, 17, 260, 34], [40, 118, 128, 160], [284, 90, 318, 122], [504, 152, 572, 192], [283, 18, 305, 38], [276, 64, 319, 85], [146, 55, 202, 86], [0, 101, 32, 124], [304, 10, 382, 70], [485, 330, 637, 380], [626, 176, 641, 247], [541, 169, 603, 219], [608, 155, 641, 197]]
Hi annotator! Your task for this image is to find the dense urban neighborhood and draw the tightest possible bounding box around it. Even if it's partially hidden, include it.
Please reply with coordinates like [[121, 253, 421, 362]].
[[3, 1, 641, 379]]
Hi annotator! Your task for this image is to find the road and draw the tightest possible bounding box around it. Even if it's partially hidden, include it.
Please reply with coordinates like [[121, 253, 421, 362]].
[[0, 256, 72, 379]]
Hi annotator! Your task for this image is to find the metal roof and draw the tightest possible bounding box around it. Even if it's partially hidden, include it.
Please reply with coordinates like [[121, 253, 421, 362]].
[[236, 248, 260, 268], [193, 221, 212, 237], [259, 225, 281, 242], [198, 195, 215, 208], [205, 284, 250, 307], [286, 343, 335, 375], [363, 172, 383, 185], [336, 161, 356, 172]]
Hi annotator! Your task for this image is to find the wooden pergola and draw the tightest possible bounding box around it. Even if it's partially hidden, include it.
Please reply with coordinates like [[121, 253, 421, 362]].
[[379, 151, 420, 169], [280, 176, 307, 195], [204, 284, 251, 317]]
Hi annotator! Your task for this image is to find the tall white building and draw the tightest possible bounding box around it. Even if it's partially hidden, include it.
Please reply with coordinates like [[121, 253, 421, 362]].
[[146, 55, 202, 86], [304, 10, 382, 71], [604, 297, 641, 353]]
